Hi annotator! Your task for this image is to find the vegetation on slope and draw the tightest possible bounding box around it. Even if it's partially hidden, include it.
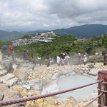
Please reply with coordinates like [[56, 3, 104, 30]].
[[15, 34, 107, 59]]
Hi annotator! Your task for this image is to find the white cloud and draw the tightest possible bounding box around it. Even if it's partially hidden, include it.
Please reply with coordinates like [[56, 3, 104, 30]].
[[0, 0, 107, 31]]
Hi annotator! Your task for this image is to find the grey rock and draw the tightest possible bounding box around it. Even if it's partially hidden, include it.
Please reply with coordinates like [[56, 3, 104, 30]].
[[4, 77, 18, 87], [0, 93, 4, 100], [22, 84, 31, 90], [28, 79, 43, 91], [0, 73, 15, 82], [0, 69, 8, 76], [3, 61, 13, 73], [52, 73, 59, 80], [88, 68, 97, 76]]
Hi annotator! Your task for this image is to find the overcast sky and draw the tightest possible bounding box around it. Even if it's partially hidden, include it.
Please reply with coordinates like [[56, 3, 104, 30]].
[[0, 0, 107, 31]]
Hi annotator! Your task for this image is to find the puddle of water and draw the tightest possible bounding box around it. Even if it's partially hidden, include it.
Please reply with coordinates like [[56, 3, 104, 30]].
[[42, 74, 97, 100], [57, 74, 97, 100]]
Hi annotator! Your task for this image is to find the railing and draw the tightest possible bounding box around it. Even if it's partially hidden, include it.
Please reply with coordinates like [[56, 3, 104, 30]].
[[0, 71, 107, 107], [98, 71, 107, 107]]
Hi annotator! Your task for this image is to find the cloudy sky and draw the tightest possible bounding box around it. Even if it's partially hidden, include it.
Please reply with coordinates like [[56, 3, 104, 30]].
[[0, 0, 107, 31]]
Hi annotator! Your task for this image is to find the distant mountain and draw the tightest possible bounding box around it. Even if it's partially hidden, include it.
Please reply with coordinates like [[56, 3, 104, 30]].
[[1, 24, 107, 41], [53, 24, 107, 38], [0, 30, 46, 41], [0, 30, 24, 41]]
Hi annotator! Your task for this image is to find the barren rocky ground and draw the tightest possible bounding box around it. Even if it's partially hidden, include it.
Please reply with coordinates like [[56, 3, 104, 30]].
[[0, 55, 107, 107]]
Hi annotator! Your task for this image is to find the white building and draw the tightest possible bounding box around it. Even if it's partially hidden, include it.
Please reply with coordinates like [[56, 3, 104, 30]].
[[13, 31, 56, 46]]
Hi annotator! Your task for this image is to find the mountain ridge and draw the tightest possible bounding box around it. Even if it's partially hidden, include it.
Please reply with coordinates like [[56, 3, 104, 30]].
[[0, 24, 107, 40], [53, 24, 107, 38]]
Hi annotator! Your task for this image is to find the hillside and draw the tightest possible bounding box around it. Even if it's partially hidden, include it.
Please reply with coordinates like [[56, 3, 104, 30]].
[[53, 24, 107, 38], [1, 24, 107, 40], [0, 30, 24, 41]]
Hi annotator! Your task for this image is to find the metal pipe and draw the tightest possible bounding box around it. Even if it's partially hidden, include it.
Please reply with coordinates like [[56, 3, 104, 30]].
[[0, 81, 99, 106], [84, 92, 103, 107]]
